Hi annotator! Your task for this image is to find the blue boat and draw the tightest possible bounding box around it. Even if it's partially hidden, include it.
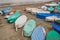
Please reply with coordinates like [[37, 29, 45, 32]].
[[31, 26, 46, 40], [52, 20, 60, 33], [2, 7, 12, 16], [36, 13, 58, 19]]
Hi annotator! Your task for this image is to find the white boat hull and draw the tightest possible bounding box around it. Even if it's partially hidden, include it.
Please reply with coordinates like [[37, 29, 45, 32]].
[[41, 6, 48, 11], [31, 10, 50, 14], [45, 4, 59, 6], [45, 16, 60, 21], [15, 15, 27, 31], [25, 7, 38, 12]]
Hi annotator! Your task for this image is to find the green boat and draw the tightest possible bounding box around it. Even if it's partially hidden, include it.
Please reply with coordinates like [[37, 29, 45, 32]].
[[23, 19, 36, 37], [48, 6, 54, 12], [46, 30, 60, 40], [7, 11, 20, 23], [56, 5, 60, 10]]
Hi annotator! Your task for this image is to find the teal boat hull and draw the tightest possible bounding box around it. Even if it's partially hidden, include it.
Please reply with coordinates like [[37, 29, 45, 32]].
[[7, 11, 20, 23], [23, 19, 36, 37]]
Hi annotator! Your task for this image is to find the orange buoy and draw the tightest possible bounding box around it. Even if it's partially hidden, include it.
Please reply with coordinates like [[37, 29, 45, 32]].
[[11, 9, 16, 13]]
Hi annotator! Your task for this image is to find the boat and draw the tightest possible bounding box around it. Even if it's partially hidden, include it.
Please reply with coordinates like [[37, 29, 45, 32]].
[[55, 5, 60, 13], [31, 10, 50, 14], [2, 7, 12, 16], [31, 26, 46, 40], [55, 20, 60, 25], [15, 15, 27, 31], [25, 7, 38, 13], [45, 3, 59, 6], [56, 5, 60, 10], [47, 6, 54, 12], [51, 2, 58, 4], [9, 12, 15, 15], [52, 20, 60, 32], [4, 12, 15, 19], [4, 15, 10, 19], [36, 13, 58, 19], [45, 16, 57, 21], [41, 6, 48, 10], [31, 9, 43, 14], [23, 19, 36, 37], [46, 30, 60, 40], [45, 15, 60, 21], [7, 11, 20, 23]]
